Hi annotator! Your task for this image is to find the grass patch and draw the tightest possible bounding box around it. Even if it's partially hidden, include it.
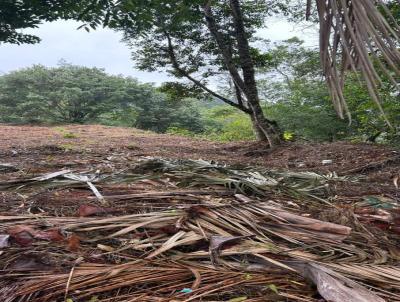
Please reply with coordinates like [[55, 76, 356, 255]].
[[62, 132, 78, 139], [55, 127, 78, 139], [59, 143, 75, 152]]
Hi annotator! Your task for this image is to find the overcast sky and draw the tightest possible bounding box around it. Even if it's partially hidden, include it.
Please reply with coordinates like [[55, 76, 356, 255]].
[[0, 18, 317, 85]]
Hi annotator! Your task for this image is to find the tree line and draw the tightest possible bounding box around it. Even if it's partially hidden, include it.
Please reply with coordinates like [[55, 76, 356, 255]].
[[1, 38, 399, 145], [0, 62, 204, 133]]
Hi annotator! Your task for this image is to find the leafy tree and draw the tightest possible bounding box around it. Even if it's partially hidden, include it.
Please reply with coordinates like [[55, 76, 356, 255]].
[[201, 105, 255, 141], [0, 63, 131, 123], [2, 0, 400, 146], [80, 0, 400, 145], [0, 0, 84, 44], [132, 94, 204, 133], [0, 63, 205, 133], [343, 73, 400, 142], [69, 0, 286, 146], [157, 82, 207, 101], [257, 38, 400, 143]]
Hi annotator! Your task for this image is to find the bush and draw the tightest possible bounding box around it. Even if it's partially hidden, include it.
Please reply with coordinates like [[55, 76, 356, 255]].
[[201, 106, 255, 142], [166, 126, 195, 137]]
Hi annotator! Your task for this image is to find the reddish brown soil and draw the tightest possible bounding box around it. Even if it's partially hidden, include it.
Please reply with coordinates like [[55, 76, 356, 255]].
[[0, 124, 397, 168], [1, 124, 399, 199]]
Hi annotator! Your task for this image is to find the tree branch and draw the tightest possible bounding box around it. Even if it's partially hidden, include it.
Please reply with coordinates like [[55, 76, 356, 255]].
[[202, 1, 247, 94], [163, 31, 251, 114], [234, 82, 244, 107], [275, 67, 292, 89]]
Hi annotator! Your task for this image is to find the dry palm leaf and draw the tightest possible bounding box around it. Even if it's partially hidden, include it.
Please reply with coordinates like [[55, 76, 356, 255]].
[[292, 262, 386, 302], [314, 0, 400, 125], [1, 157, 399, 301]]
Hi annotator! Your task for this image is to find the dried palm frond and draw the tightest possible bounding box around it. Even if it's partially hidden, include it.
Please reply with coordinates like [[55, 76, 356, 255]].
[[129, 158, 350, 201], [314, 0, 400, 124], [0, 260, 315, 302], [1, 197, 399, 301], [1, 158, 399, 302], [0, 158, 350, 205]]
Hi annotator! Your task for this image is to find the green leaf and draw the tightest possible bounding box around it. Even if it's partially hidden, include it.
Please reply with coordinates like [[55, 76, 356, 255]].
[[267, 284, 279, 294], [226, 296, 248, 302]]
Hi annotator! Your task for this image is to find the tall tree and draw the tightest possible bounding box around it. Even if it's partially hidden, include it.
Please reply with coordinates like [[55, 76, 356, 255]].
[[0, 63, 151, 124], [115, 0, 282, 146], [77, 0, 400, 145]]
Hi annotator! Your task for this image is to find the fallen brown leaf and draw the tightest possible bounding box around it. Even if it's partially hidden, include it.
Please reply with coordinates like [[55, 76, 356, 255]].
[[78, 204, 114, 217], [67, 234, 80, 252]]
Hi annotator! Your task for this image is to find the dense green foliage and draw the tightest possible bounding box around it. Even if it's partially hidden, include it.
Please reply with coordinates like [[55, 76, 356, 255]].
[[0, 0, 85, 44], [1, 50, 399, 144], [188, 38, 399, 144], [257, 38, 349, 142], [0, 63, 204, 133], [0, 63, 136, 124]]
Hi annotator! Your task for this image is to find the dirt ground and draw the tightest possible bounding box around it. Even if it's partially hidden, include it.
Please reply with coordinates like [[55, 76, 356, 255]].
[[1, 124, 399, 194], [1, 124, 399, 169]]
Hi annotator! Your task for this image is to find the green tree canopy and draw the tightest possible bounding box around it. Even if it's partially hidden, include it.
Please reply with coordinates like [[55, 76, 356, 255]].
[[0, 0, 86, 44], [0, 62, 205, 133], [0, 63, 136, 123]]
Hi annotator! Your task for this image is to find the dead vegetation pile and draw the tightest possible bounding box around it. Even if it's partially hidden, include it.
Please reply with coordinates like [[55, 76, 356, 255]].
[[1, 157, 400, 302]]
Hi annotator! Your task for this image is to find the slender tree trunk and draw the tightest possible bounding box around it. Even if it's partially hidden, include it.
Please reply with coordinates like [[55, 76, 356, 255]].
[[248, 101, 281, 145], [229, 0, 281, 147], [249, 114, 268, 141], [234, 81, 269, 141], [202, 1, 281, 145]]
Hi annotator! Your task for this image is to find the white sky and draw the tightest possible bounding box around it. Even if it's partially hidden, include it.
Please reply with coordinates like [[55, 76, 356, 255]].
[[0, 18, 317, 85]]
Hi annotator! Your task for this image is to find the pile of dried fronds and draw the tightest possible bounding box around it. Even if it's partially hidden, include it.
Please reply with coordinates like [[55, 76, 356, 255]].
[[310, 0, 400, 124], [0, 158, 399, 302]]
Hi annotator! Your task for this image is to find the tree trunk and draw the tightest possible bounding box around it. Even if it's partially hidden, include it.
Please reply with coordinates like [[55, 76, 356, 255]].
[[229, 0, 281, 147], [233, 78, 275, 142], [248, 102, 281, 146], [249, 114, 268, 141]]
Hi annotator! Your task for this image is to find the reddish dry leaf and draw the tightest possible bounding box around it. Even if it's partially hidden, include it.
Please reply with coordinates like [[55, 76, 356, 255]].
[[12, 231, 34, 246], [34, 229, 65, 242], [78, 204, 113, 217], [8, 225, 65, 245], [160, 225, 180, 235], [187, 205, 218, 219], [369, 221, 390, 231], [7, 225, 37, 247], [354, 208, 376, 215], [67, 234, 80, 252], [7, 225, 36, 236]]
